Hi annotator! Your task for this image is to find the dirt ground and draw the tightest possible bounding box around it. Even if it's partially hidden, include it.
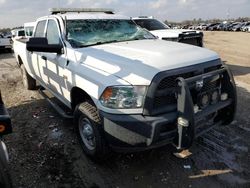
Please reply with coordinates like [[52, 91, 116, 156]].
[[0, 31, 250, 188]]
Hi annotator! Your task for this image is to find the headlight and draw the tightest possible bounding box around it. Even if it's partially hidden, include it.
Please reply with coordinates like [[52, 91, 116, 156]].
[[100, 86, 147, 109]]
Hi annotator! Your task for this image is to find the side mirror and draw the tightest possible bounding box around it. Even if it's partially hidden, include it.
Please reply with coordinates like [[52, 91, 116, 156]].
[[27, 37, 63, 54]]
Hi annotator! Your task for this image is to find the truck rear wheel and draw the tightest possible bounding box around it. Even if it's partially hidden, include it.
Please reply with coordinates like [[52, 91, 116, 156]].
[[74, 101, 109, 161], [20, 65, 36, 90]]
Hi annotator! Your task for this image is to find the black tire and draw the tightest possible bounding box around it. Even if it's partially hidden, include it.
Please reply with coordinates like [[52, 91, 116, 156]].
[[0, 142, 12, 188], [74, 101, 109, 161], [20, 64, 36, 90]]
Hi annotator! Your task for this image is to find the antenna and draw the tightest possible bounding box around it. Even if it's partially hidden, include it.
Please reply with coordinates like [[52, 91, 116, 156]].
[[227, 8, 230, 20]]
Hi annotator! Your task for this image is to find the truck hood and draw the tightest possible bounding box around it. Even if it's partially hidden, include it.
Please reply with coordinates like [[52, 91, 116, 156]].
[[75, 39, 219, 85], [150, 29, 201, 39]]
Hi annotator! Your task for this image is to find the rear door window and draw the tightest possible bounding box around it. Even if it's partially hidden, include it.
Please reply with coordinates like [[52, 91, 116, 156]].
[[34, 20, 46, 37]]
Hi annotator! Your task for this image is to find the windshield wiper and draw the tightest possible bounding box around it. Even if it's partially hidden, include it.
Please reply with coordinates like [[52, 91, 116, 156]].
[[121, 36, 155, 43], [78, 40, 118, 48]]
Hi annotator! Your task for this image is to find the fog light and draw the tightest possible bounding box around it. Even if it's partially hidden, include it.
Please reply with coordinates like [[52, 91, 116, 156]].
[[193, 105, 199, 113], [221, 93, 228, 101], [211, 90, 219, 103], [178, 117, 189, 127], [201, 93, 209, 107]]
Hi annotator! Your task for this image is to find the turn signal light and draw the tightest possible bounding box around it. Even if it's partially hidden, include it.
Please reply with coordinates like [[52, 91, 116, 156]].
[[101, 87, 113, 101], [0, 124, 6, 133]]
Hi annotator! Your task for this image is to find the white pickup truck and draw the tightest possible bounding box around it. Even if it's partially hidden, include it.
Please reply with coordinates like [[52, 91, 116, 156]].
[[0, 34, 12, 52], [132, 17, 204, 47], [13, 8, 236, 160]]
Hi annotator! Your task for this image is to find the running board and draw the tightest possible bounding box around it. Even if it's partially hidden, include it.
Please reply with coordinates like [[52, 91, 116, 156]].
[[38, 88, 73, 119]]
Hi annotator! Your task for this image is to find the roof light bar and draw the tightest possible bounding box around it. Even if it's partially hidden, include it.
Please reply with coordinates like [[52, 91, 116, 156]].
[[49, 8, 114, 15]]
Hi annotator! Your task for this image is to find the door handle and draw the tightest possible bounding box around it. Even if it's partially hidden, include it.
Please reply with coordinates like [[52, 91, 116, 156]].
[[41, 56, 47, 60], [63, 75, 68, 80]]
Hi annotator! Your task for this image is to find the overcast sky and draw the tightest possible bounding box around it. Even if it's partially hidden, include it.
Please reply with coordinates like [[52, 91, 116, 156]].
[[0, 0, 249, 28]]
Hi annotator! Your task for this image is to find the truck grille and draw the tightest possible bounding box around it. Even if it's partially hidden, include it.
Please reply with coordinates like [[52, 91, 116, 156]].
[[154, 72, 194, 109], [143, 61, 222, 116]]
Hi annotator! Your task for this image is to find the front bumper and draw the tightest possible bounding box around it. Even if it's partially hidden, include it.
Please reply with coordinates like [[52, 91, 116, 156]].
[[100, 66, 236, 152], [100, 111, 177, 152]]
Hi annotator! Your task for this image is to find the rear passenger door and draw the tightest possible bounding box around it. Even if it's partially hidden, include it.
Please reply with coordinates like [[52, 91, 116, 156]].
[[31, 20, 48, 84]]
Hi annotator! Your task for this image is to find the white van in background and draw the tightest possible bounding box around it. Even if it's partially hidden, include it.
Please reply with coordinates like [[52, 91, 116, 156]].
[[24, 22, 35, 37]]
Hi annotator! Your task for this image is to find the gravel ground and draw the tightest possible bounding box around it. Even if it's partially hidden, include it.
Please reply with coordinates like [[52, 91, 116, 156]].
[[0, 31, 250, 188]]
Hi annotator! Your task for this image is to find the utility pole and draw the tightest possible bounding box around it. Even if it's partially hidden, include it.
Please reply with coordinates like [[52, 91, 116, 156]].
[[227, 8, 230, 21], [138, 1, 142, 16]]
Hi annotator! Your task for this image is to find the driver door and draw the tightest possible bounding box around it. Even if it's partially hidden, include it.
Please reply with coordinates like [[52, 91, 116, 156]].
[[41, 19, 68, 102]]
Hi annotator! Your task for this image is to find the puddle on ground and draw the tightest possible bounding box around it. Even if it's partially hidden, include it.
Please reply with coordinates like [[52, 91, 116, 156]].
[[48, 128, 64, 140], [193, 127, 249, 185]]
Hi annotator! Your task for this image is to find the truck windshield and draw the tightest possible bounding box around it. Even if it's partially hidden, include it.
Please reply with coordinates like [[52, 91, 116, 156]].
[[66, 19, 155, 48], [133, 19, 170, 31]]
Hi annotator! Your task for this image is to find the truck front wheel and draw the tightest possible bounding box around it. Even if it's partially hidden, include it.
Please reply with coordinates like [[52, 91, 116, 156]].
[[20, 65, 36, 90], [74, 101, 109, 161]]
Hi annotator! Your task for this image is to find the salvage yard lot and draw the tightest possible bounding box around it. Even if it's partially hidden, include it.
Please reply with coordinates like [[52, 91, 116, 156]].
[[0, 31, 250, 188]]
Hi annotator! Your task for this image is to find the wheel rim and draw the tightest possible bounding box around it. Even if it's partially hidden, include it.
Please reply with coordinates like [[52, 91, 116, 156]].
[[79, 117, 96, 151]]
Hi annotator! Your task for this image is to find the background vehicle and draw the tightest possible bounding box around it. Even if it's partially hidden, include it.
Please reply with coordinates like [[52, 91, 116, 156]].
[[13, 8, 236, 160], [232, 22, 245, 32], [219, 22, 232, 31], [226, 22, 240, 31], [206, 23, 220, 31], [11, 29, 25, 41], [0, 34, 12, 53], [133, 16, 203, 47], [0, 91, 12, 188], [240, 22, 250, 31], [216, 23, 225, 31], [246, 25, 250, 32], [196, 23, 207, 30]]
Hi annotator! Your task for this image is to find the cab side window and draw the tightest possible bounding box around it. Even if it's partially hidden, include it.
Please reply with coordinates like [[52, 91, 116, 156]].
[[34, 20, 46, 37], [46, 20, 61, 45]]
